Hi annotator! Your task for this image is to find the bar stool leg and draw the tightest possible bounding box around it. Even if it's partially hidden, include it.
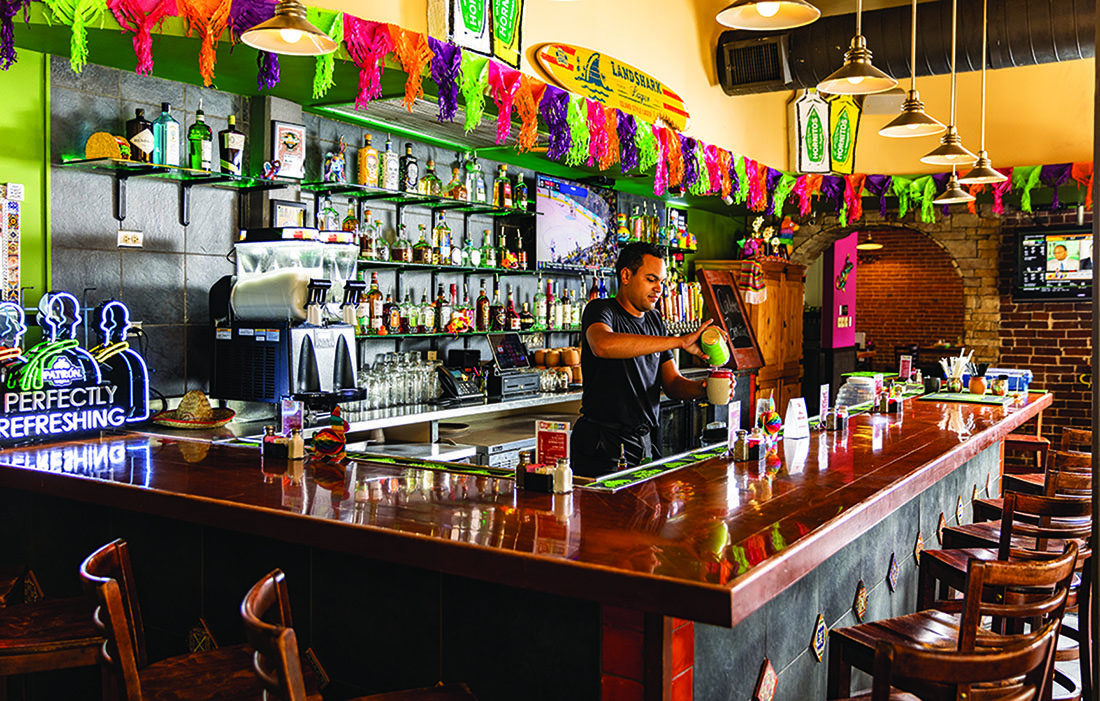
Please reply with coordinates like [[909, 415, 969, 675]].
[[826, 641, 851, 699]]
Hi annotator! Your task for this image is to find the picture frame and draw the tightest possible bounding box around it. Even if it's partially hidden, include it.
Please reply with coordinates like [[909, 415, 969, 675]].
[[270, 199, 307, 228], [271, 121, 306, 180]]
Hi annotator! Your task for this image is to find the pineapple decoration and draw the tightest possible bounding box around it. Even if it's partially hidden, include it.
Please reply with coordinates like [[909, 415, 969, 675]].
[[311, 405, 348, 462]]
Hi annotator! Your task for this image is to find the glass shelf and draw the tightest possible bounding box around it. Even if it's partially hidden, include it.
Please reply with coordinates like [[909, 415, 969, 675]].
[[617, 237, 697, 255], [356, 329, 577, 340], [355, 259, 540, 276], [59, 158, 297, 191], [301, 180, 531, 217]]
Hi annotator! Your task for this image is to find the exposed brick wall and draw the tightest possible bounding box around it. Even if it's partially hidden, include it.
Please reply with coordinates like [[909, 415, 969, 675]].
[[855, 228, 965, 371]]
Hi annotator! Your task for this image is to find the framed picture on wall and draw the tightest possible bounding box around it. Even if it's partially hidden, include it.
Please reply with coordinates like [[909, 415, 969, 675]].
[[270, 199, 307, 228], [272, 121, 306, 180]]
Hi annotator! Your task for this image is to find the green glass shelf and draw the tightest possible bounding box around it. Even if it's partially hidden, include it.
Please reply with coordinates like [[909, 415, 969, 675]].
[[60, 157, 296, 190], [356, 328, 577, 340], [617, 238, 697, 255], [301, 180, 531, 216], [355, 259, 540, 276]]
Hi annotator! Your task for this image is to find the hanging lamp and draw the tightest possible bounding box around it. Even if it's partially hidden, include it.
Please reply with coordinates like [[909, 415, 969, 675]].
[[856, 232, 884, 250], [241, 0, 338, 56], [716, 0, 820, 30], [933, 168, 976, 204], [879, 0, 944, 138], [817, 0, 897, 95], [921, 0, 975, 165], [958, 0, 1007, 184]]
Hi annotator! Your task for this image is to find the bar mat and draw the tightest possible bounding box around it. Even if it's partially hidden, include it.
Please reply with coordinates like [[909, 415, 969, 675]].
[[917, 391, 1012, 405]]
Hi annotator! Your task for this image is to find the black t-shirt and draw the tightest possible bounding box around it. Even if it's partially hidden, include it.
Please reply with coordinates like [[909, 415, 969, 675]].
[[579, 298, 673, 429]]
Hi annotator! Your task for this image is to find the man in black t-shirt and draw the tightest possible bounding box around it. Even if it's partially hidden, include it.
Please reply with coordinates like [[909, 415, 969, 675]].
[[571, 243, 728, 477]]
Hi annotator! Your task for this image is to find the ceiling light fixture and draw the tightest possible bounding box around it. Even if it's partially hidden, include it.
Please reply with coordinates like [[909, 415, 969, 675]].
[[920, 0, 975, 166], [933, 168, 976, 205], [958, 0, 1007, 185], [241, 0, 338, 56], [716, 0, 821, 30], [879, 0, 945, 138], [817, 0, 897, 95], [855, 232, 884, 250]]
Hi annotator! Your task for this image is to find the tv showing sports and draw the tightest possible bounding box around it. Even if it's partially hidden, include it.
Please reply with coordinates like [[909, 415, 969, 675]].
[[535, 174, 616, 269], [1014, 226, 1093, 301]]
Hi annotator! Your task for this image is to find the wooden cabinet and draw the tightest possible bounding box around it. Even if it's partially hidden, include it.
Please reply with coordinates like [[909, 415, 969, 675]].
[[695, 260, 805, 409]]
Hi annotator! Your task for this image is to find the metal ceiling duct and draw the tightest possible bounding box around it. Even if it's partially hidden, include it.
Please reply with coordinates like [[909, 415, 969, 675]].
[[716, 0, 1094, 95]]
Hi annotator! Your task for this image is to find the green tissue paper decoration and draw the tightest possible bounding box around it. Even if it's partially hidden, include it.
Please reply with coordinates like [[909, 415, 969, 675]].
[[308, 8, 343, 99], [460, 54, 489, 133], [688, 145, 709, 196], [912, 176, 937, 223], [634, 118, 658, 172], [1012, 165, 1042, 213], [734, 155, 749, 204], [770, 173, 797, 215], [892, 176, 913, 219], [43, 0, 108, 73], [564, 94, 588, 167]]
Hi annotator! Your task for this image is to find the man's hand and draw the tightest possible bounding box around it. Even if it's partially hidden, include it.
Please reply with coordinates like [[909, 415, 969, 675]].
[[680, 320, 726, 362]]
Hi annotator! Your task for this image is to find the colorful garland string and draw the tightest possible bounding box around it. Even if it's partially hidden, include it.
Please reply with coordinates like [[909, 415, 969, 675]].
[[514, 74, 545, 154], [1012, 165, 1042, 213], [747, 159, 768, 212], [175, 0, 231, 86], [599, 106, 619, 171], [564, 94, 589, 167], [459, 53, 490, 132], [717, 148, 732, 200], [843, 174, 866, 223], [539, 84, 570, 161], [616, 111, 637, 173], [910, 175, 937, 223], [0, 0, 30, 70], [488, 61, 521, 145], [586, 100, 608, 168], [307, 8, 343, 99], [342, 16, 393, 110], [106, 0, 174, 76], [228, 0, 278, 91], [391, 27, 433, 111], [990, 172, 1013, 215], [428, 38, 461, 123], [652, 123, 668, 196], [762, 167, 781, 213], [42, 0, 109, 74]]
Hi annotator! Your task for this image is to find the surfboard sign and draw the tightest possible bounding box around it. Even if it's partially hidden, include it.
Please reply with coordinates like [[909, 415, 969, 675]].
[[533, 43, 689, 130]]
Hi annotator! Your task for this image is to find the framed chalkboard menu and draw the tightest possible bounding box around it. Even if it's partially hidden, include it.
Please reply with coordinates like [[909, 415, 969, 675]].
[[697, 269, 764, 371]]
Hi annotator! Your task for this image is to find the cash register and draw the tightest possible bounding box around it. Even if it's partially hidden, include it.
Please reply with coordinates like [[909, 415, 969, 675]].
[[487, 333, 541, 398]]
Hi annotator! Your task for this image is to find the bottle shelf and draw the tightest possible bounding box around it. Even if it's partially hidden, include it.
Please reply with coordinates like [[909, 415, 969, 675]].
[[355, 329, 578, 340], [616, 237, 697, 255], [301, 180, 533, 218], [356, 259, 544, 276], [60, 158, 296, 191]]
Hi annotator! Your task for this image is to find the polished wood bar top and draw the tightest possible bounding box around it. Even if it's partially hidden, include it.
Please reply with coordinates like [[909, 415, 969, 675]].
[[0, 393, 1050, 628]]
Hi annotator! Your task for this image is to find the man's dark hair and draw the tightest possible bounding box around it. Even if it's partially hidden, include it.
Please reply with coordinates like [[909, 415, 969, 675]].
[[1054, 244, 1068, 253], [616, 242, 666, 282]]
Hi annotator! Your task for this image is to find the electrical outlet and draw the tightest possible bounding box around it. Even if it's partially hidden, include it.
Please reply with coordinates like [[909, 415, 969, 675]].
[[130, 321, 142, 331], [117, 229, 143, 248]]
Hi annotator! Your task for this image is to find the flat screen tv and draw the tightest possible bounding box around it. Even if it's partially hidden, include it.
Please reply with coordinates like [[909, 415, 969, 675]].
[[1014, 226, 1093, 301], [535, 173, 616, 270]]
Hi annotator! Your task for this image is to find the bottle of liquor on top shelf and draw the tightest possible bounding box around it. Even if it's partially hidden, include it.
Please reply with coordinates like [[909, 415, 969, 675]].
[[383, 294, 402, 334], [152, 102, 180, 166], [419, 158, 443, 196], [480, 229, 497, 269], [505, 287, 520, 331], [126, 108, 154, 164], [318, 196, 339, 231], [357, 134, 380, 187], [489, 279, 505, 331], [515, 174, 528, 211], [519, 301, 535, 330], [444, 157, 467, 200], [381, 136, 399, 190], [342, 206, 358, 233], [187, 102, 213, 171], [391, 224, 412, 262], [413, 224, 431, 264], [420, 292, 435, 333], [399, 143, 419, 192], [475, 279, 490, 332], [533, 277, 547, 330], [493, 164, 513, 208], [366, 272, 383, 335], [218, 115, 245, 175]]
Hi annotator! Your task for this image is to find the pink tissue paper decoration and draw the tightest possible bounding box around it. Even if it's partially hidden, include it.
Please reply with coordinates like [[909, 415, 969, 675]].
[[107, 0, 175, 76], [342, 15, 394, 110], [587, 99, 608, 168], [488, 61, 521, 145]]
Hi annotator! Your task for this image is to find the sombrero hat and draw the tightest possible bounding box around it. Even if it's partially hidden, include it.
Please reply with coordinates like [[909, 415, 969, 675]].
[[150, 390, 235, 429]]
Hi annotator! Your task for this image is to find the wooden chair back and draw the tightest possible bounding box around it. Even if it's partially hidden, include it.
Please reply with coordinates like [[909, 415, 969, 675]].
[[78, 539, 148, 701], [998, 493, 1092, 560], [1049, 449, 1092, 473], [241, 569, 305, 701], [869, 619, 1059, 701], [1043, 470, 1092, 498], [1059, 428, 1091, 453]]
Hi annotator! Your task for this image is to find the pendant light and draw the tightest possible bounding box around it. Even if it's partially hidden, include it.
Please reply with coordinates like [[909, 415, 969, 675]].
[[856, 233, 884, 251], [817, 0, 897, 95], [920, 0, 975, 165], [878, 0, 945, 138], [958, 0, 1007, 184], [933, 168, 976, 205], [716, 0, 820, 30], [241, 0, 338, 56]]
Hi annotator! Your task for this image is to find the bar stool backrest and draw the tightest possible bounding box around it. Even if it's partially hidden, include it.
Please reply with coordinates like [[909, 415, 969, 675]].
[[1044, 470, 1092, 498], [1059, 428, 1091, 453], [1049, 449, 1092, 473], [870, 619, 1059, 701], [998, 493, 1093, 560], [241, 569, 306, 701], [78, 539, 149, 701]]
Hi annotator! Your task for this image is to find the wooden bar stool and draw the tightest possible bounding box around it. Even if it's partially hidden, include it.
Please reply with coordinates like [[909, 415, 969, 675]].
[[836, 619, 1060, 701], [242, 569, 477, 701], [1003, 427, 1090, 476], [1001, 451, 1092, 501], [827, 543, 1077, 700], [974, 464, 1091, 523], [79, 539, 268, 701]]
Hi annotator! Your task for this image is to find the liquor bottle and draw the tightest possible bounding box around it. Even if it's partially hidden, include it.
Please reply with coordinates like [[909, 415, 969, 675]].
[[383, 294, 402, 334], [399, 143, 419, 192], [126, 108, 154, 163], [516, 232, 527, 270], [318, 196, 339, 231], [475, 279, 490, 332], [418, 158, 443, 196], [533, 277, 547, 330], [420, 293, 435, 333], [570, 289, 581, 329], [391, 224, 412, 262], [371, 220, 390, 261], [461, 288, 474, 331], [466, 233, 482, 268], [598, 277, 609, 299], [515, 174, 528, 211], [342, 206, 358, 233], [489, 279, 505, 331], [480, 229, 497, 269], [403, 291, 419, 334], [505, 287, 520, 331], [434, 213, 452, 265], [498, 228, 513, 269], [519, 301, 535, 330], [561, 285, 573, 329], [493, 164, 513, 208], [444, 159, 467, 200], [449, 226, 465, 267], [543, 280, 554, 330], [366, 272, 383, 334], [218, 115, 245, 175], [630, 205, 644, 241], [412, 224, 431, 264], [551, 282, 562, 330], [357, 134, 380, 187], [357, 208, 374, 258], [588, 276, 600, 301], [464, 153, 484, 203], [355, 288, 370, 334], [381, 136, 399, 190], [152, 102, 180, 166], [448, 284, 461, 330], [187, 102, 213, 171], [435, 285, 451, 333]]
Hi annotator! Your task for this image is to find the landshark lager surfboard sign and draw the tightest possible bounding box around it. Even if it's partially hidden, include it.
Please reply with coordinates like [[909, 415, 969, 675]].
[[534, 43, 689, 130]]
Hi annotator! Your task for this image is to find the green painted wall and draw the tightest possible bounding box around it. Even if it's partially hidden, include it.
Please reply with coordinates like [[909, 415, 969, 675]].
[[0, 50, 49, 309]]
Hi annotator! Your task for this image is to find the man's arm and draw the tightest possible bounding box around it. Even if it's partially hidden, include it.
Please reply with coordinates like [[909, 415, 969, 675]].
[[586, 319, 712, 361], [659, 358, 706, 400]]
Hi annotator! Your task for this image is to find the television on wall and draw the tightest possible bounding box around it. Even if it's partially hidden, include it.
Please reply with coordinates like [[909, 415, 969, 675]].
[[1013, 226, 1093, 301], [534, 173, 616, 270]]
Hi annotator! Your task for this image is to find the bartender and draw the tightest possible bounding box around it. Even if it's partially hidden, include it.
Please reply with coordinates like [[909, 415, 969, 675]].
[[571, 242, 731, 477]]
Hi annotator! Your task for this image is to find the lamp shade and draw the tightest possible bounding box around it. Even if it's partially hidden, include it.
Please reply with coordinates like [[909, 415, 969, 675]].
[[716, 0, 821, 30], [920, 126, 976, 166], [957, 152, 1007, 185], [817, 35, 897, 95], [856, 234, 884, 251], [878, 90, 945, 138], [932, 174, 975, 205], [241, 0, 338, 56]]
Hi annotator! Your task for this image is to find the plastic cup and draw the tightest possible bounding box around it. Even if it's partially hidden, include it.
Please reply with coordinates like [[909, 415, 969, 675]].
[[707, 369, 733, 405], [700, 327, 730, 367]]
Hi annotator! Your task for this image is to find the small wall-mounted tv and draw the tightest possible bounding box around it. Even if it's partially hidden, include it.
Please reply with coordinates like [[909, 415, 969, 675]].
[[535, 174, 616, 270], [1014, 226, 1093, 301]]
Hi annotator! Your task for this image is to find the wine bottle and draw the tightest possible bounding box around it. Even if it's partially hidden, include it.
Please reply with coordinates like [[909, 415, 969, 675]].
[[152, 102, 180, 166], [187, 102, 213, 171], [126, 108, 154, 164], [218, 115, 245, 175]]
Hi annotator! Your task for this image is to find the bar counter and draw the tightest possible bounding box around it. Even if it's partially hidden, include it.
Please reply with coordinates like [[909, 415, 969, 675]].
[[0, 392, 1050, 699]]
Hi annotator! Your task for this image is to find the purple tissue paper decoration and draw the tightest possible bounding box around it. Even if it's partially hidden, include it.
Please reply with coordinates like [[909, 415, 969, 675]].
[[865, 174, 892, 217], [428, 38, 461, 123], [821, 175, 845, 214], [728, 157, 739, 200], [933, 172, 951, 215], [680, 135, 698, 191], [1040, 163, 1072, 210], [540, 85, 571, 162], [256, 51, 279, 91], [764, 167, 783, 214], [1, 0, 30, 70], [617, 111, 638, 173], [229, 0, 279, 90]]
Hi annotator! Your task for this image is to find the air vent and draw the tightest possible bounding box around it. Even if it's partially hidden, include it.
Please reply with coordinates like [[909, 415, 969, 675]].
[[718, 34, 791, 96]]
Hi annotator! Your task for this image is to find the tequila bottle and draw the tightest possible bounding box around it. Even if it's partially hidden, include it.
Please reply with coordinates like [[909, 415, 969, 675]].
[[370, 221, 390, 261], [381, 136, 399, 190], [466, 232, 482, 268], [357, 134, 379, 187], [365, 272, 383, 334], [493, 164, 513, 208], [444, 162, 467, 200], [505, 288, 520, 331], [418, 158, 443, 196], [489, 279, 505, 332], [434, 213, 452, 265], [519, 302, 535, 330], [480, 229, 497, 269], [318, 196, 340, 231], [533, 277, 547, 330], [464, 152, 484, 203], [412, 224, 431, 264], [391, 224, 412, 262], [399, 143, 419, 192], [341, 206, 358, 233], [420, 293, 435, 333], [404, 291, 419, 334], [515, 174, 528, 211]]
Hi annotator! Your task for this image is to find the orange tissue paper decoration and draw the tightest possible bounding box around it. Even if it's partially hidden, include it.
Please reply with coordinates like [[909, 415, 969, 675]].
[[664, 127, 684, 189], [514, 74, 546, 154], [718, 148, 732, 199], [391, 25, 433, 112], [176, 0, 232, 86], [1072, 161, 1093, 209], [599, 106, 620, 171]]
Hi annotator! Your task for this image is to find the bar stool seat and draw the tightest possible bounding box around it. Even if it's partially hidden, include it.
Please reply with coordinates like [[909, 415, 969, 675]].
[[0, 596, 102, 674], [132, 645, 263, 701]]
